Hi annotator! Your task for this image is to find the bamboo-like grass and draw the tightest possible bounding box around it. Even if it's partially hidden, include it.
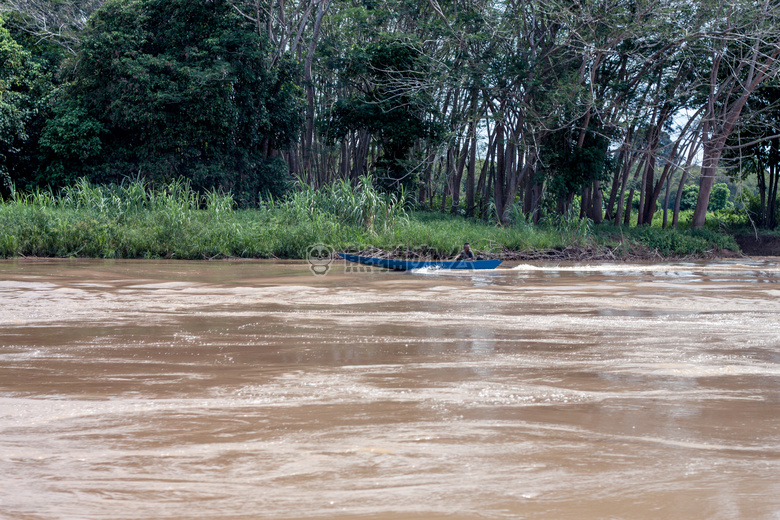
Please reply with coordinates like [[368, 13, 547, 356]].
[[0, 177, 739, 259]]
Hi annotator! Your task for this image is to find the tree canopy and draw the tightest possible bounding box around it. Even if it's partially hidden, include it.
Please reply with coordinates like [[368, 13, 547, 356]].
[[38, 0, 303, 202], [0, 16, 50, 198]]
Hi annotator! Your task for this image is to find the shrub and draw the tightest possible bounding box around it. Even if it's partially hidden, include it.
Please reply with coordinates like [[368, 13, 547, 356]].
[[679, 184, 699, 211]]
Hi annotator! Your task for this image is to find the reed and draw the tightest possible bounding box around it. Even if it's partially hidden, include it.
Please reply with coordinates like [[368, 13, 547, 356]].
[[278, 175, 408, 232]]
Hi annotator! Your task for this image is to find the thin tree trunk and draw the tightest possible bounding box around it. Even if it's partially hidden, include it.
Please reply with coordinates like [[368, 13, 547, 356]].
[[672, 136, 700, 228], [614, 150, 638, 225], [466, 131, 477, 217], [605, 147, 626, 221], [672, 167, 689, 229], [767, 163, 780, 229], [623, 188, 634, 225], [300, 1, 328, 182], [662, 172, 671, 228], [589, 178, 603, 223], [493, 122, 506, 222], [757, 165, 767, 224], [693, 139, 724, 228], [451, 136, 469, 213]]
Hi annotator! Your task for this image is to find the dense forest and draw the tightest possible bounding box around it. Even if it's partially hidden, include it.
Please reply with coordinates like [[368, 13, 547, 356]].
[[1, 0, 780, 230]]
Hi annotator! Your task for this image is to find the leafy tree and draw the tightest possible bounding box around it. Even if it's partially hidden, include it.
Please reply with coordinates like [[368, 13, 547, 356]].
[[322, 36, 441, 193], [40, 0, 303, 203], [691, 0, 780, 228], [0, 16, 53, 198], [723, 81, 780, 228], [543, 128, 611, 214], [708, 183, 730, 211]]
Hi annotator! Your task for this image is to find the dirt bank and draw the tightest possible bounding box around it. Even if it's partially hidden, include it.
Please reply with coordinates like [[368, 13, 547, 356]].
[[734, 234, 780, 256]]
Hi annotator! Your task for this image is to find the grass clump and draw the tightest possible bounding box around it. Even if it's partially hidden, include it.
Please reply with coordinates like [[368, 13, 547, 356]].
[[275, 175, 408, 233], [593, 223, 739, 257]]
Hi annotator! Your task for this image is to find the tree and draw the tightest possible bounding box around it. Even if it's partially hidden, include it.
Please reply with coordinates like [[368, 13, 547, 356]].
[[708, 182, 731, 211], [723, 81, 780, 228], [322, 36, 441, 193], [0, 0, 106, 55], [691, 0, 780, 228], [0, 16, 51, 198], [39, 0, 303, 202]]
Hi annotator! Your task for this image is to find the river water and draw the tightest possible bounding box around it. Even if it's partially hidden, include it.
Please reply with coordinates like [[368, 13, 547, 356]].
[[1, 258, 779, 520]]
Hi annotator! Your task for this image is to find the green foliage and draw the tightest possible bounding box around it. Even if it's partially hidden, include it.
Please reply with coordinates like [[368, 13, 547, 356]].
[[0, 17, 53, 198], [37, 101, 104, 186], [708, 183, 731, 211], [674, 182, 731, 214], [632, 226, 739, 256], [679, 184, 699, 211], [278, 175, 408, 233], [0, 176, 401, 258], [539, 208, 594, 247], [321, 36, 441, 193], [39, 0, 303, 202], [628, 190, 641, 210], [542, 129, 612, 208], [0, 19, 33, 142], [727, 189, 780, 228], [0, 179, 741, 259]]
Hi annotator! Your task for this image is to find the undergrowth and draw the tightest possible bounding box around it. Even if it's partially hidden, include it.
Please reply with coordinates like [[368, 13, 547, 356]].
[[0, 178, 741, 259]]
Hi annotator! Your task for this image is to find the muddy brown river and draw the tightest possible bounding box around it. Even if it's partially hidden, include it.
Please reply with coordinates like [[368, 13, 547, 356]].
[[1, 258, 779, 519]]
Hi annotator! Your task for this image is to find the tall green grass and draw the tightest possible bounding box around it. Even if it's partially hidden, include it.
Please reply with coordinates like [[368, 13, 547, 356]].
[[274, 175, 408, 232], [0, 177, 740, 259]]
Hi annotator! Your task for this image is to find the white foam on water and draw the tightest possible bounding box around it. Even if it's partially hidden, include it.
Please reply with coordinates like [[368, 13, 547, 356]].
[[408, 266, 443, 275], [510, 263, 546, 271]]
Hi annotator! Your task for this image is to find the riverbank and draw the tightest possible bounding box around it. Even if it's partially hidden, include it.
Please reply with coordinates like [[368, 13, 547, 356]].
[[0, 179, 744, 261], [0, 206, 742, 261]]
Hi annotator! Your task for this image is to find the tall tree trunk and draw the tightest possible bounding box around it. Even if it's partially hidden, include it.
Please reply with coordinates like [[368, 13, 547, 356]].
[[451, 136, 469, 213], [475, 125, 496, 218], [662, 172, 671, 228], [766, 164, 775, 227], [614, 150, 639, 225], [466, 130, 477, 217], [493, 122, 506, 222], [692, 139, 725, 228], [589, 178, 603, 223], [623, 188, 634, 225], [605, 147, 626, 221], [640, 153, 656, 225], [340, 140, 349, 179], [636, 153, 650, 225], [671, 171, 688, 228], [498, 134, 522, 225], [668, 130, 701, 227], [693, 42, 780, 228]]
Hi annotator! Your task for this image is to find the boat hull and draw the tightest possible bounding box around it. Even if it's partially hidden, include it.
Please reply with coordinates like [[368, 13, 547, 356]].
[[339, 253, 502, 271]]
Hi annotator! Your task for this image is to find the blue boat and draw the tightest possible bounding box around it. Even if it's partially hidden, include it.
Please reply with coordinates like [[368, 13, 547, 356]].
[[339, 253, 502, 271]]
